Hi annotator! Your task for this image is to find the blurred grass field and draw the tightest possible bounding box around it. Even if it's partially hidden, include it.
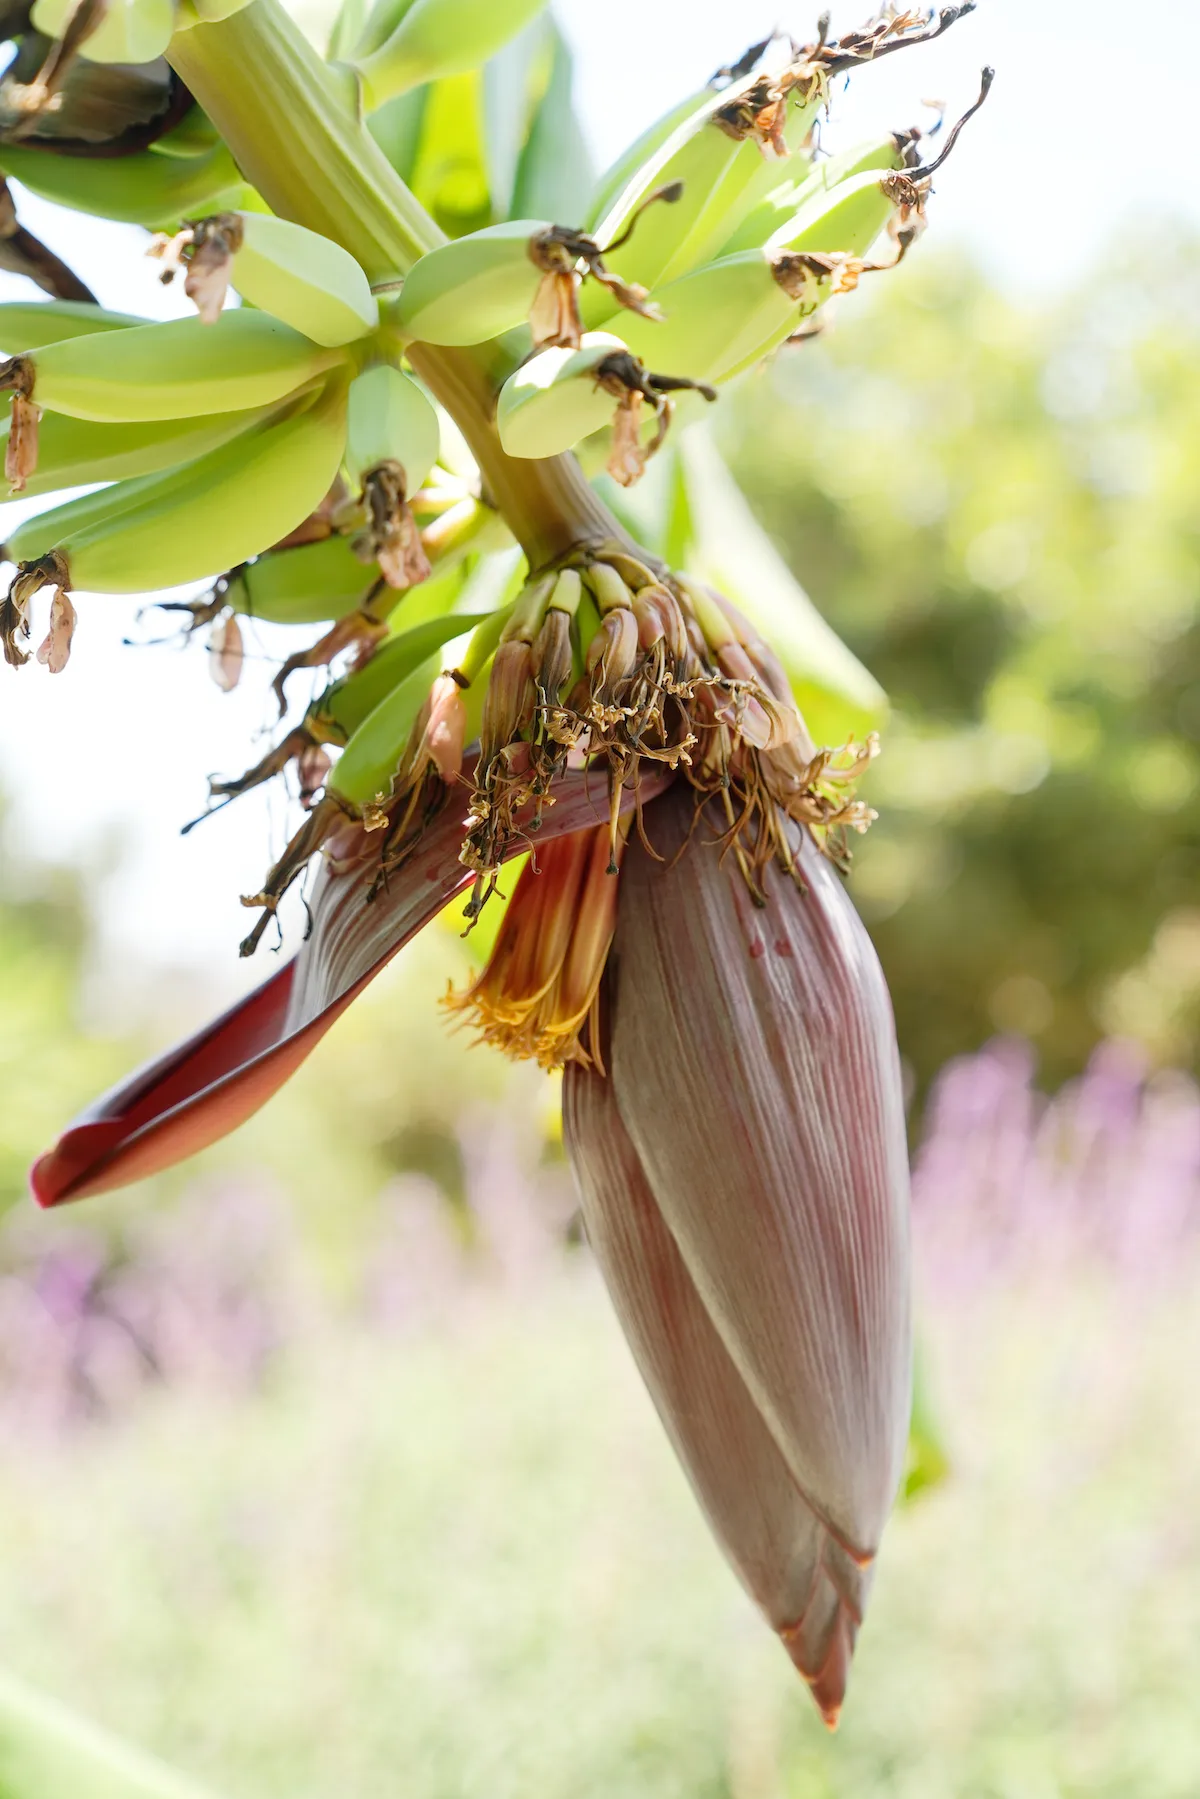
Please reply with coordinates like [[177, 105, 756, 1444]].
[[1, 1161, 1198, 1799]]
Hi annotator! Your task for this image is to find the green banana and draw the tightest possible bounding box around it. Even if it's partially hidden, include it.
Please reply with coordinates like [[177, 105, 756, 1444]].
[[716, 128, 919, 256], [310, 544, 523, 751], [576, 59, 827, 331], [0, 137, 243, 229], [168, 212, 378, 347], [308, 560, 466, 739], [9, 378, 348, 593], [0, 303, 149, 355], [765, 165, 911, 260], [496, 335, 714, 476], [31, 0, 177, 64], [393, 209, 671, 350], [345, 362, 440, 493], [327, 656, 441, 805], [1, 404, 280, 500], [342, 362, 441, 585], [396, 220, 563, 347], [316, 611, 491, 776], [495, 334, 624, 460], [607, 169, 906, 386], [10, 311, 348, 424], [584, 83, 714, 228], [225, 533, 380, 625], [352, 0, 551, 110]]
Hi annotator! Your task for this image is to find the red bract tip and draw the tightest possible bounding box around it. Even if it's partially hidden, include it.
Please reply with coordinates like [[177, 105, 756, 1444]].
[[30, 763, 670, 1207]]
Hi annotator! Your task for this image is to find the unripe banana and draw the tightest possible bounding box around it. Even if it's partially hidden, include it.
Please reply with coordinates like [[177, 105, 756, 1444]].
[[158, 212, 378, 347], [31, 0, 176, 65], [0, 137, 243, 229], [327, 658, 441, 806], [577, 58, 828, 332], [11, 311, 347, 424], [495, 334, 624, 460], [352, 0, 551, 110], [717, 128, 919, 256], [396, 221, 563, 348], [496, 334, 715, 481], [0, 302, 149, 355], [766, 165, 910, 260], [393, 213, 670, 353], [10, 379, 348, 594], [608, 172, 906, 386], [345, 363, 439, 493], [315, 608, 494, 762], [1, 404, 279, 500], [225, 533, 378, 625], [585, 84, 713, 228]]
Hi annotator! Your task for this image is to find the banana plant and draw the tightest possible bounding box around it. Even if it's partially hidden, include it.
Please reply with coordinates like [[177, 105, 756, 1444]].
[[1, 0, 989, 1726]]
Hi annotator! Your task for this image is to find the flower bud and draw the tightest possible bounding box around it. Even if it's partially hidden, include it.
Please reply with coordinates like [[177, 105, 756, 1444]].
[[585, 784, 911, 1710], [565, 1056, 869, 1725]]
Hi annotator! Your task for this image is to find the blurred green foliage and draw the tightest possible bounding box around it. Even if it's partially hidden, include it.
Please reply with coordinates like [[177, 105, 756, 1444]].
[[725, 245, 1200, 1093], [1, 1259, 1197, 1798]]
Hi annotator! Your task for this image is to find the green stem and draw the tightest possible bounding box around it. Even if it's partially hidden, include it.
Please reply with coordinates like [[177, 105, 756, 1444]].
[[167, 0, 631, 572]]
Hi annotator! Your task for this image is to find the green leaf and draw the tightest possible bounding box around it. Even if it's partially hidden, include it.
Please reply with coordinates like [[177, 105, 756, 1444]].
[[482, 17, 547, 220], [367, 87, 429, 183], [0, 1671, 224, 1799], [509, 21, 594, 224], [404, 70, 491, 237], [676, 431, 889, 745]]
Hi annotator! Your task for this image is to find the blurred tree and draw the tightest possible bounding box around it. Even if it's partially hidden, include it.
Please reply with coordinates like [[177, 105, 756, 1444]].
[[724, 243, 1200, 1094]]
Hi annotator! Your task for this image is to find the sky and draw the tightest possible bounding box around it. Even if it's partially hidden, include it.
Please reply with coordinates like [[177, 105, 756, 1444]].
[[0, 0, 1194, 1007]]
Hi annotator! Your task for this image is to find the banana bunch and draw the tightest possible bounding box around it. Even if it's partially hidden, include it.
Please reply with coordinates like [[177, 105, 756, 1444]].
[[385, 14, 989, 484], [0, 221, 469, 665]]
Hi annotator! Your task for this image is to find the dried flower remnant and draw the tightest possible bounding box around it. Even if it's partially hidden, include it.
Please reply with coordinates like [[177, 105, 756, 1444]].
[[354, 460, 431, 590], [527, 185, 683, 351], [590, 352, 717, 488], [35, 585, 77, 673], [208, 610, 244, 691], [0, 356, 39, 488], [296, 741, 332, 807], [148, 213, 243, 322], [1, 552, 68, 669]]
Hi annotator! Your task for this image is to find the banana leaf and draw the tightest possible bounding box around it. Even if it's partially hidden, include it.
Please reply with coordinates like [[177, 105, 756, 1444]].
[[509, 20, 593, 223]]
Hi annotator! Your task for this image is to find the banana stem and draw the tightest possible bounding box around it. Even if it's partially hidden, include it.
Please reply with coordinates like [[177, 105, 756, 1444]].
[[167, 0, 634, 573]]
